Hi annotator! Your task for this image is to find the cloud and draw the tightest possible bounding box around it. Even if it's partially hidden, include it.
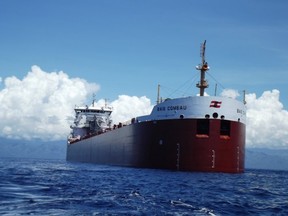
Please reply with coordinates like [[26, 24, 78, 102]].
[[110, 95, 153, 124], [0, 66, 152, 141], [245, 89, 288, 148], [220, 89, 240, 99], [0, 66, 99, 140]]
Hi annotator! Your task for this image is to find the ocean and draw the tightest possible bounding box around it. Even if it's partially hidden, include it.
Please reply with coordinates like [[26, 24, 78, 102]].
[[0, 158, 287, 216]]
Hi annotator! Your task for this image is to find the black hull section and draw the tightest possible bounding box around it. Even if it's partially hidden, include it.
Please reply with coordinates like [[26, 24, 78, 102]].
[[67, 119, 245, 173]]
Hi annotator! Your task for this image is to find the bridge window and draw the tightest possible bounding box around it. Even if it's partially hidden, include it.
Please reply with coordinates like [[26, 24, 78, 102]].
[[220, 120, 230, 136], [197, 119, 209, 135]]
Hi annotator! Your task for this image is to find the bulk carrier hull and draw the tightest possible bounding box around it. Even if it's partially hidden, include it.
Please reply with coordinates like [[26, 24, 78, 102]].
[[67, 118, 245, 173], [66, 41, 247, 173]]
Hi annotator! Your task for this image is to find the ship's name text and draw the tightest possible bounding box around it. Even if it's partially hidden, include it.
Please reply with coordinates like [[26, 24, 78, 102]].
[[157, 105, 187, 112], [237, 109, 246, 115]]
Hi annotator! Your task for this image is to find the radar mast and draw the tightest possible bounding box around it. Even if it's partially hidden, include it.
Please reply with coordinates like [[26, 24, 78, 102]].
[[196, 40, 209, 96]]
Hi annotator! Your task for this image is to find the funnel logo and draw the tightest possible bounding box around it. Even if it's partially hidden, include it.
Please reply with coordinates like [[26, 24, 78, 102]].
[[210, 101, 222, 108]]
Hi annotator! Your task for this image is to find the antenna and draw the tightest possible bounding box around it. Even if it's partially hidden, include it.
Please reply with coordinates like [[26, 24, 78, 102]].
[[105, 98, 108, 108], [157, 84, 161, 104], [92, 93, 96, 106], [196, 40, 209, 96], [200, 40, 206, 65], [243, 90, 247, 105]]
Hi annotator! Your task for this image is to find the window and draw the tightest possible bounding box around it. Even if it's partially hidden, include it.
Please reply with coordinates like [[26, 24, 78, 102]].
[[220, 120, 230, 136], [197, 119, 209, 135]]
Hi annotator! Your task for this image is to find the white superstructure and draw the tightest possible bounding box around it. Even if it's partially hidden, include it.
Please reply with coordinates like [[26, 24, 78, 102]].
[[137, 96, 246, 124], [68, 102, 113, 143]]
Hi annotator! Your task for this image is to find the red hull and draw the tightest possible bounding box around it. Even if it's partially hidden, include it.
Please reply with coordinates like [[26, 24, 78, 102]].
[[67, 118, 245, 173]]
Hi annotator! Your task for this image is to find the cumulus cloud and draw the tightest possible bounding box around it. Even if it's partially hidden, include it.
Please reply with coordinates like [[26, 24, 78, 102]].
[[220, 89, 240, 99], [245, 89, 288, 149], [110, 95, 153, 124], [0, 66, 99, 140], [0, 66, 153, 141]]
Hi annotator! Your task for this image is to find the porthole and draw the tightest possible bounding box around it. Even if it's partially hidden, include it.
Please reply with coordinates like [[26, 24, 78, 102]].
[[180, 114, 184, 119], [205, 114, 210, 119], [221, 115, 225, 119], [213, 112, 218, 119]]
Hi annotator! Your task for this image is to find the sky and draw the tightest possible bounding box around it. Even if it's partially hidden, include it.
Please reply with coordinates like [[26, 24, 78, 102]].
[[0, 0, 288, 149]]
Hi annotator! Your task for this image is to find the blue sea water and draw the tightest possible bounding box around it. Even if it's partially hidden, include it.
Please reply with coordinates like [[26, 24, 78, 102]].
[[0, 158, 287, 216]]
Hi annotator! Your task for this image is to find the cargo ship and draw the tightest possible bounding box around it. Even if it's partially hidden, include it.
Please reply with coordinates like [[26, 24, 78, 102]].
[[66, 41, 246, 173]]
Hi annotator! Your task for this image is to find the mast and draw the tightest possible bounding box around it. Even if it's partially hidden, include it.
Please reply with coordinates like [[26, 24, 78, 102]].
[[196, 40, 209, 96]]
